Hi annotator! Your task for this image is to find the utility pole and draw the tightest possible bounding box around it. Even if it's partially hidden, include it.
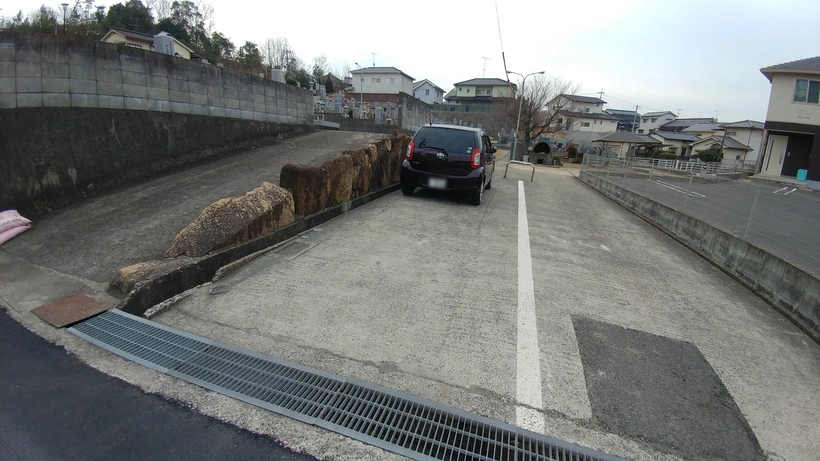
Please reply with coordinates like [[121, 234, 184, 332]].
[[371, 52, 377, 67], [598, 88, 604, 102], [481, 57, 491, 77], [632, 104, 639, 133]]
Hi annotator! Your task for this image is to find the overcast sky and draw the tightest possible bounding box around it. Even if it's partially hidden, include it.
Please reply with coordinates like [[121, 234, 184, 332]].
[[6, 0, 820, 121]]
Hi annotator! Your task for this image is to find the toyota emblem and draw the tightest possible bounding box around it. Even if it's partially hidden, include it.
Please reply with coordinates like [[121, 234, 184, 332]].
[[436, 152, 445, 160]]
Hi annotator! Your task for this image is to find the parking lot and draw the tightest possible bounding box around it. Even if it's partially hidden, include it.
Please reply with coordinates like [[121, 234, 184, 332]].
[[144, 165, 820, 460], [583, 168, 820, 276]]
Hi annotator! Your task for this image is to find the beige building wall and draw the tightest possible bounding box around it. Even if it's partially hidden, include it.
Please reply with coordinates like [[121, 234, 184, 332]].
[[766, 73, 820, 125]]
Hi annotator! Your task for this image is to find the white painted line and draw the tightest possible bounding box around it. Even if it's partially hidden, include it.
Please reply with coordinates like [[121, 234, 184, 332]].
[[651, 179, 706, 198], [516, 180, 544, 433], [784, 188, 798, 195], [773, 186, 788, 194]]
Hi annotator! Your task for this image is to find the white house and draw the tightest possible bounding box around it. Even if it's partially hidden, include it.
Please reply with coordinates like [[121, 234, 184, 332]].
[[682, 122, 725, 139], [412, 79, 444, 104], [757, 56, 820, 187], [719, 120, 764, 164], [101, 28, 196, 60], [636, 111, 677, 134], [548, 94, 618, 138], [350, 66, 415, 104]]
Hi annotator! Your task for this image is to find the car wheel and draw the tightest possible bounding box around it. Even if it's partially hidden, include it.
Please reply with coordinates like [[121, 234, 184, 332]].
[[485, 175, 492, 190], [401, 184, 415, 196], [470, 179, 484, 206]]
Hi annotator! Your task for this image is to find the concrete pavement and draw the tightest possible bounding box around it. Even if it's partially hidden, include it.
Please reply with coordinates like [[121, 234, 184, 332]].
[[138, 164, 819, 460], [1, 130, 385, 284]]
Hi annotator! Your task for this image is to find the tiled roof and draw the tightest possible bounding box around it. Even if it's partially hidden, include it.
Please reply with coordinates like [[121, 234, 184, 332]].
[[651, 131, 701, 142], [691, 136, 752, 150], [351, 67, 415, 81], [659, 118, 717, 129], [760, 56, 820, 81], [682, 123, 725, 133], [562, 94, 606, 104], [595, 131, 661, 143], [454, 78, 513, 86], [642, 111, 676, 117], [719, 120, 764, 129]]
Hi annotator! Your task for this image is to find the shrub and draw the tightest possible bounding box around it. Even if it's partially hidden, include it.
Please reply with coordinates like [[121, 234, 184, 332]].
[[697, 149, 722, 163], [285, 77, 298, 86], [654, 152, 677, 160], [567, 144, 578, 158]]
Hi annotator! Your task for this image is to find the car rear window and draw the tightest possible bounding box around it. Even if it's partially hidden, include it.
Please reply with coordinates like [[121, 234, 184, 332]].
[[415, 127, 476, 154]]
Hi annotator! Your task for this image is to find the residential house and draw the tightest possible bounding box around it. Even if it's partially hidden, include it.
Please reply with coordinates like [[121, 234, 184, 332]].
[[549, 95, 618, 138], [689, 136, 753, 161], [649, 131, 701, 156], [323, 73, 348, 93], [350, 66, 415, 104], [595, 131, 661, 158], [604, 108, 641, 132], [636, 111, 677, 134], [757, 56, 820, 187], [682, 122, 725, 138], [719, 120, 764, 163], [412, 79, 445, 104], [101, 28, 196, 60], [657, 117, 717, 133], [439, 78, 516, 112]]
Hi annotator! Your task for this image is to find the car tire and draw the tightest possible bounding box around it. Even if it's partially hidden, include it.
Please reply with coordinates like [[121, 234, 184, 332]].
[[401, 185, 415, 196], [470, 179, 484, 206]]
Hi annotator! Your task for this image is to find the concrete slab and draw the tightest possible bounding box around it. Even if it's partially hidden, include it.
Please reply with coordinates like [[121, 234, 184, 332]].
[[1, 131, 388, 284], [149, 165, 820, 460]]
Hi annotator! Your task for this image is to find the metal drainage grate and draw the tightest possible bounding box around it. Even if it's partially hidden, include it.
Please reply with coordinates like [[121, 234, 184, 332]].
[[70, 310, 623, 461]]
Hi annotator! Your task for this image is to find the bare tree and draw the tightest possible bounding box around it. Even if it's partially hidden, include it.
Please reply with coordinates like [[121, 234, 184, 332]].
[[147, 0, 172, 20], [194, 0, 215, 34], [311, 54, 328, 81], [261, 36, 292, 69], [501, 75, 580, 158]]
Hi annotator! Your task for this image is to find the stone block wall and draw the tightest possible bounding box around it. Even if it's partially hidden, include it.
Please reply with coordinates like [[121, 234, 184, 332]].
[[398, 92, 432, 134], [0, 32, 313, 124]]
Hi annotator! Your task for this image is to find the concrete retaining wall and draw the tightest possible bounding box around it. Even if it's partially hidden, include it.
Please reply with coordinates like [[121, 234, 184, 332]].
[[0, 32, 314, 124], [0, 108, 310, 215], [397, 92, 432, 134], [580, 170, 820, 342]]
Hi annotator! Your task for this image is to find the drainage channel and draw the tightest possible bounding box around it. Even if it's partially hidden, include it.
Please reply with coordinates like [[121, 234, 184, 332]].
[[69, 310, 623, 461]]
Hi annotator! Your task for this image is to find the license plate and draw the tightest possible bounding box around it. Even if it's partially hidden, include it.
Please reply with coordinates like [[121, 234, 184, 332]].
[[428, 177, 447, 190]]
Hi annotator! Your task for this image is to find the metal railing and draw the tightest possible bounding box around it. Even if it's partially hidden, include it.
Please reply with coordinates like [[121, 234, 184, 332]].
[[580, 154, 820, 277]]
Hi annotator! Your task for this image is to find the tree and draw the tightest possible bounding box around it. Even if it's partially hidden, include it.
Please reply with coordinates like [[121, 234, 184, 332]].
[[236, 41, 262, 71], [146, 0, 173, 20], [167, 1, 207, 48], [311, 54, 328, 82], [500, 74, 581, 159], [205, 31, 234, 58], [324, 76, 334, 94], [260, 36, 291, 69], [104, 0, 154, 33]]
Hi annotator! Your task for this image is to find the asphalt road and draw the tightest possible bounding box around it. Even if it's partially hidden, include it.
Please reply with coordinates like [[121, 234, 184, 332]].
[[0, 308, 316, 461], [589, 170, 820, 275], [1, 131, 385, 284]]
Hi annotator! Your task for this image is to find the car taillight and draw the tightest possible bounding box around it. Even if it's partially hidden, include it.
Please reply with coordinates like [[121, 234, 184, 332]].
[[471, 148, 481, 169], [406, 141, 415, 160]]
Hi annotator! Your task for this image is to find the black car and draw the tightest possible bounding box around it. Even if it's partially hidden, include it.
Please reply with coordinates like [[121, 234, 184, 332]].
[[400, 124, 496, 205]]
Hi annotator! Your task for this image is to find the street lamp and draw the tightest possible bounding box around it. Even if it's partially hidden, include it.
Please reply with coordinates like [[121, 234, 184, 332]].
[[354, 62, 364, 119], [61, 3, 68, 35], [507, 70, 544, 161]]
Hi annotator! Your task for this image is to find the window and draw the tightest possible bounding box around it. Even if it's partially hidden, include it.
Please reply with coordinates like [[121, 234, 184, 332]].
[[794, 79, 820, 103], [736, 154, 741, 160], [425, 89, 430, 95], [372, 77, 380, 83], [580, 122, 591, 127], [467, 88, 471, 93], [594, 102, 600, 107], [583, 108, 590, 113], [651, 118, 657, 122], [638, 129, 644, 133], [667, 147, 677, 154], [725, 131, 737, 136], [642, 118, 648, 123], [388, 78, 395, 84]]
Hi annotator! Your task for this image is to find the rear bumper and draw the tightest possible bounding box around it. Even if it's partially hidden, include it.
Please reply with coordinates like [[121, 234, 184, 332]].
[[400, 161, 484, 192]]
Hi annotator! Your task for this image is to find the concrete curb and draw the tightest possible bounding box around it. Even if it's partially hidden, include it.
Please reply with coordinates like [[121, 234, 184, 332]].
[[119, 184, 400, 317], [579, 170, 820, 345]]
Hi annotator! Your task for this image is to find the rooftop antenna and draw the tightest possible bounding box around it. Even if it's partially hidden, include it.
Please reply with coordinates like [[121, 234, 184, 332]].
[[495, 0, 512, 96], [481, 57, 492, 77], [371, 52, 377, 67], [677, 108, 682, 116]]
